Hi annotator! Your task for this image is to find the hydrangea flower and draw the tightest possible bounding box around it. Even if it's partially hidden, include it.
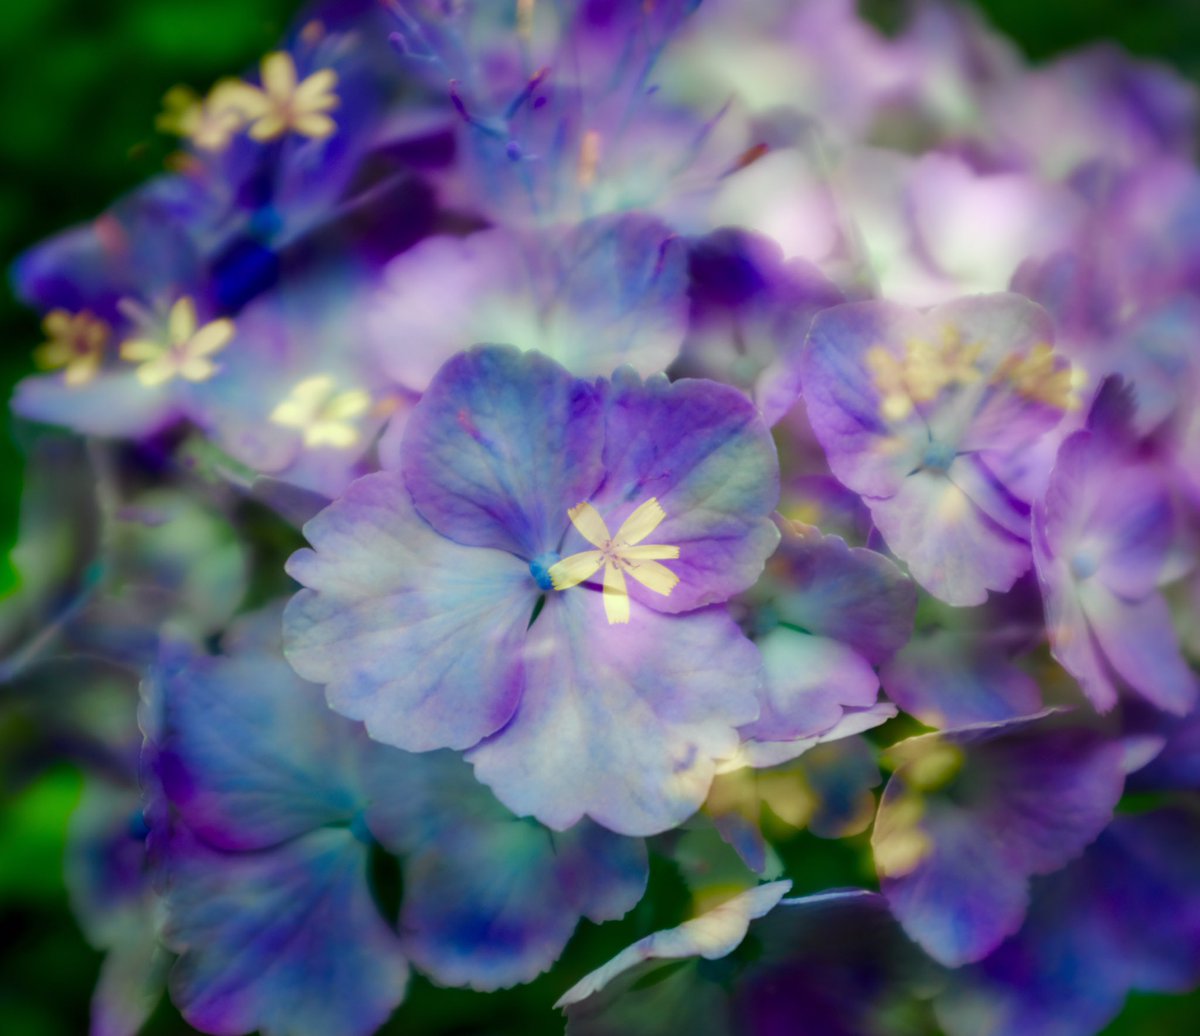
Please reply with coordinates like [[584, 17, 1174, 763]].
[[144, 626, 646, 1035], [872, 711, 1125, 966], [1034, 379, 1197, 715], [284, 344, 780, 834], [799, 292, 1078, 604], [936, 810, 1200, 1036]]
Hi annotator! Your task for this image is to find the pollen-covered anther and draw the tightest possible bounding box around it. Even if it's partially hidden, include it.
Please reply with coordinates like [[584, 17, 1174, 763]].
[[993, 342, 1082, 411], [219, 51, 340, 142], [270, 374, 371, 448], [867, 329, 984, 421], [34, 309, 110, 386], [548, 497, 681, 625], [118, 297, 234, 387]]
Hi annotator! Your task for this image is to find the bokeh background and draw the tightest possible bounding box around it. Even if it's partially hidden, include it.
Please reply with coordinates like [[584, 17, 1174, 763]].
[[1, 1, 1199, 1033]]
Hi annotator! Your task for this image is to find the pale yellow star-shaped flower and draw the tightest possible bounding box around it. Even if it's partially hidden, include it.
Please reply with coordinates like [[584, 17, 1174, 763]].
[[270, 375, 371, 448], [119, 298, 234, 387], [221, 52, 339, 142], [548, 497, 681, 625]]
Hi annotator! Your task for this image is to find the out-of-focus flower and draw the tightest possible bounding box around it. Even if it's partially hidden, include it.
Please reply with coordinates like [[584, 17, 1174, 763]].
[[156, 81, 249, 152], [872, 712, 1125, 966], [1034, 379, 1197, 714], [936, 810, 1200, 1036], [284, 345, 779, 835], [269, 374, 372, 448], [144, 626, 647, 1034], [219, 51, 340, 142], [32, 309, 110, 386], [118, 297, 234, 388], [799, 293, 1078, 605]]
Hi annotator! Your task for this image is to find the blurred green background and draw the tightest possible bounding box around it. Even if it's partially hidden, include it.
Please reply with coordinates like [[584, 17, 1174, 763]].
[[2, 1, 1200, 1033]]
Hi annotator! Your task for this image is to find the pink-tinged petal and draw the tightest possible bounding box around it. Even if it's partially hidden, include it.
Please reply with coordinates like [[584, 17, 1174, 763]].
[[163, 828, 409, 1036], [869, 471, 1031, 606], [401, 346, 604, 557], [1079, 581, 1197, 716], [284, 471, 535, 752], [468, 592, 762, 836], [583, 370, 781, 613], [875, 718, 1125, 966]]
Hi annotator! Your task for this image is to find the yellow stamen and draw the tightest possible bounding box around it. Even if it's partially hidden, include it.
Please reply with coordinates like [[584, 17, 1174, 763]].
[[578, 130, 601, 189], [867, 327, 984, 422], [992, 342, 1082, 410], [548, 497, 681, 625]]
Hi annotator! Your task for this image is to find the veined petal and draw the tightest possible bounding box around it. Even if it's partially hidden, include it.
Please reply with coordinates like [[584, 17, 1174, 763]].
[[620, 544, 679, 561], [603, 563, 630, 625], [568, 502, 612, 548], [614, 497, 666, 547], [550, 550, 604, 591]]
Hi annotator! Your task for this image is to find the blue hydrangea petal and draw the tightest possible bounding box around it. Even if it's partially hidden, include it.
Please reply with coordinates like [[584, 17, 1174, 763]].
[[163, 827, 409, 1036], [881, 629, 1043, 728], [584, 370, 781, 613], [399, 818, 647, 991], [361, 748, 648, 991], [284, 470, 535, 752], [401, 346, 605, 557], [150, 641, 365, 852], [874, 717, 1125, 966], [468, 592, 762, 835]]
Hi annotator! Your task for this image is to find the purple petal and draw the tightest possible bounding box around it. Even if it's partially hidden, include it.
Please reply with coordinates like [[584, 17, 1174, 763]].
[[768, 529, 916, 664], [401, 345, 605, 557], [881, 629, 1043, 728], [583, 369, 781, 612], [741, 629, 878, 744], [869, 470, 1031, 606], [874, 717, 1125, 965], [284, 470, 535, 752], [468, 592, 761, 835], [12, 372, 179, 440]]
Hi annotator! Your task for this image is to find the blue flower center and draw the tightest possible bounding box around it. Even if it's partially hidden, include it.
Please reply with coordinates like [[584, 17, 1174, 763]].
[[349, 810, 374, 846], [922, 440, 957, 474], [529, 551, 561, 591], [1069, 550, 1099, 581]]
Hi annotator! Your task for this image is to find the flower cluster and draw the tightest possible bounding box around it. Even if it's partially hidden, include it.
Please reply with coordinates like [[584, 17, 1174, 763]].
[[4, 2, 1200, 1035]]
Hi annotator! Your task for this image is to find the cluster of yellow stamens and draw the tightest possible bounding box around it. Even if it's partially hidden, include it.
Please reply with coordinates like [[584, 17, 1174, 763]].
[[159, 51, 339, 152], [866, 328, 984, 422], [548, 498, 681, 625], [269, 375, 371, 448], [993, 342, 1083, 411]]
